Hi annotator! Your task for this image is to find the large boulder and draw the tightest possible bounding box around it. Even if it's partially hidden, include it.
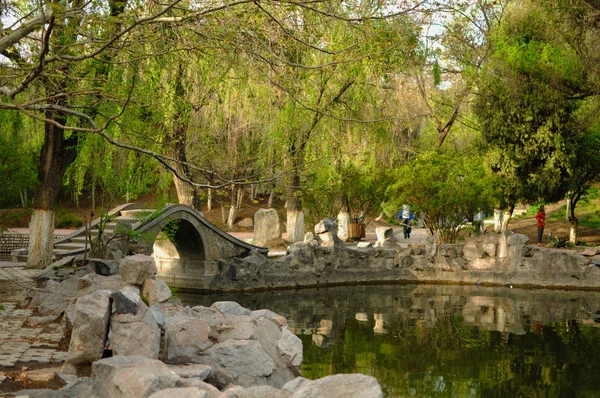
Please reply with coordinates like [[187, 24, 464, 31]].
[[314, 218, 344, 250], [337, 211, 351, 242], [147, 387, 208, 398], [62, 290, 112, 374], [163, 316, 213, 363], [253, 209, 282, 247], [119, 254, 157, 285], [110, 320, 161, 359], [283, 374, 383, 398], [91, 355, 181, 398], [111, 286, 141, 315], [278, 327, 303, 368], [200, 340, 276, 387], [88, 258, 119, 276], [142, 279, 172, 306], [373, 227, 399, 249]]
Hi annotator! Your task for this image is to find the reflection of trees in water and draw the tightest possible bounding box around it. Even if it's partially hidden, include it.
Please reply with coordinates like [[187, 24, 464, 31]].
[[181, 284, 600, 396]]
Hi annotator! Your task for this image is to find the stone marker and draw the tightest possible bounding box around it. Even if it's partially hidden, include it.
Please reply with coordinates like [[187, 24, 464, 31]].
[[253, 209, 282, 247]]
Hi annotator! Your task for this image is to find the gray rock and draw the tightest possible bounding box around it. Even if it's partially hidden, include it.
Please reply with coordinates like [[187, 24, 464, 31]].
[[507, 233, 529, 246], [111, 286, 141, 315], [62, 289, 111, 373], [180, 379, 221, 396], [356, 242, 372, 248], [142, 279, 172, 306], [119, 254, 157, 285], [243, 250, 268, 270], [201, 340, 276, 386], [314, 218, 337, 234], [212, 301, 251, 316], [91, 355, 180, 398], [463, 242, 485, 260], [374, 227, 393, 244], [164, 316, 213, 362], [17, 377, 93, 398], [238, 217, 254, 228], [253, 209, 281, 247], [148, 387, 207, 398], [167, 363, 212, 380], [110, 320, 161, 359], [251, 309, 287, 328], [146, 304, 166, 329], [317, 231, 344, 249], [278, 327, 303, 368], [89, 258, 119, 276], [582, 247, 600, 256], [287, 374, 382, 398], [219, 385, 291, 398]]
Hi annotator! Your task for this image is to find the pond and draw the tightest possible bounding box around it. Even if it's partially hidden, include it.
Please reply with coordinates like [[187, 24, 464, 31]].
[[179, 284, 600, 397]]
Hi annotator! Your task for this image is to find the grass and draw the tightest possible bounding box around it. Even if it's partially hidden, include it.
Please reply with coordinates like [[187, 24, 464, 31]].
[[0, 304, 4, 311]]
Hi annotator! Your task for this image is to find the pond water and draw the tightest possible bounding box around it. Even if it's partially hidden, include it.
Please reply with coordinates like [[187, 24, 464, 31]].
[[179, 284, 600, 397]]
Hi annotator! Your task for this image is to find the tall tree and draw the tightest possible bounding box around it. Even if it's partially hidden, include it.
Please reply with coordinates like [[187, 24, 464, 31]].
[[475, 1, 596, 230]]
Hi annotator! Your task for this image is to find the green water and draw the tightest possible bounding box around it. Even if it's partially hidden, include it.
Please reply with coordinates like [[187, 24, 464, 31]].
[[180, 284, 600, 397]]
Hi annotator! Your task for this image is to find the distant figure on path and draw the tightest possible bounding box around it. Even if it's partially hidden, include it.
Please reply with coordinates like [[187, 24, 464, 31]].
[[535, 205, 546, 245], [400, 204, 413, 239]]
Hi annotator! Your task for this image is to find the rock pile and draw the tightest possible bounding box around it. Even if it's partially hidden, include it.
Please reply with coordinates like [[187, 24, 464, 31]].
[[16, 253, 383, 397]]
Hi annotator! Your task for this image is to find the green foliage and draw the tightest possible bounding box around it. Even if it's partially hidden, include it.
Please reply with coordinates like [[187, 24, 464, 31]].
[[475, 2, 590, 207], [302, 161, 392, 227], [56, 211, 83, 229], [384, 151, 495, 243], [0, 304, 4, 311], [580, 213, 600, 230], [546, 236, 567, 248], [0, 110, 39, 208]]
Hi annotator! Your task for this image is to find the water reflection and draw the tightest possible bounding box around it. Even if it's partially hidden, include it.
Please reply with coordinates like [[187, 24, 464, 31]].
[[180, 284, 600, 397]]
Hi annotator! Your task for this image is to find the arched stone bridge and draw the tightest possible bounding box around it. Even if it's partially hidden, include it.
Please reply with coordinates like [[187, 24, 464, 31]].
[[16, 203, 267, 289]]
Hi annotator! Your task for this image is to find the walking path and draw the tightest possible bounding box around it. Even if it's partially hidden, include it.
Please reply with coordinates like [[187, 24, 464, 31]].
[[0, 266, 67, 382]]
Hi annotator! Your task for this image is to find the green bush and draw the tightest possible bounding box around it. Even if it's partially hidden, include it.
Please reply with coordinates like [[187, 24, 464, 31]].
[[56, 212, 83, 228]]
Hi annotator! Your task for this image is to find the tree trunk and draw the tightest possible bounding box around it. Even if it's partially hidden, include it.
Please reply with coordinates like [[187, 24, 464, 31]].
[[568, 198, 579, 244], [337, 197, 350, 242], [236, 186, 244, 210], [207, 188, 213, 211], [227, 205, 236, 230], [227, 185, 238, 229], [569, 217, 578, 244], [268, 189, 275, 208], [173, 170, 201, 212], [166, 62, 201, 213], [286, 171, 304, 243], [493, 209, 502, 233], [221, 200, 227, 225], [501, 204, 514, 231], [27, 113, 78, 269]]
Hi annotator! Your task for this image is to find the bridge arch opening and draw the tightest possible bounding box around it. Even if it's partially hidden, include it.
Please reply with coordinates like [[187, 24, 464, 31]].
[[152, 219, 206, 274]]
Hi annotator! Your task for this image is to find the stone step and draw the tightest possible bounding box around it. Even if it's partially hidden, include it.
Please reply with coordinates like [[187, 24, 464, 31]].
[[70, 236, 89, 245], [120, 209, 154, 219]]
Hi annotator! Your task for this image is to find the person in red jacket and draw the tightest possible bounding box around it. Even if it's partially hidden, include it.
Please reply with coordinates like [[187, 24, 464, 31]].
[[535, 205, 546, 245]]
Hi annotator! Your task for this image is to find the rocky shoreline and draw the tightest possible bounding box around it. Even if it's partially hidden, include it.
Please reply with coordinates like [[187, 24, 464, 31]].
[[185, 225, 600, 293]]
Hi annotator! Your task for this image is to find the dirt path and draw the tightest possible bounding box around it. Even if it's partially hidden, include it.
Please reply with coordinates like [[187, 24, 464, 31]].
[[498, 202, 600, 245]]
